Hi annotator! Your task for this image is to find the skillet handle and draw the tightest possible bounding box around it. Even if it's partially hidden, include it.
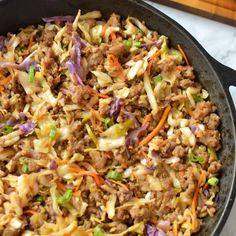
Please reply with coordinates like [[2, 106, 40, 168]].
[[209, 57, 236, 123]]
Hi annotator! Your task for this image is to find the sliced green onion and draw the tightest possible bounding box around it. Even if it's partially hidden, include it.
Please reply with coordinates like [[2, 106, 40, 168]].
[[20, 159, 29, 174], [2, 125, 14, 134], [188, 152, 205, 165], [106, 170, 122, 181], [208, 177, 219, 186], [133, 41, 142, 47], [29, 65, 35, 83], [153, 74, 163, 85], [123, 39, 132, 48], [192, 94, 203, 103], [49, 126, 57, 140], [103, 117, 114, 129], [93, 225, 105, 236], [33, 195, 45, 203], [85, 124, 98, 146], [56, 189, 73, 205]]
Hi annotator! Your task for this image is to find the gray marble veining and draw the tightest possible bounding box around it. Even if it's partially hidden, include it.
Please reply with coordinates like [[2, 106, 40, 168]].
[[145, 1, 236, 236]]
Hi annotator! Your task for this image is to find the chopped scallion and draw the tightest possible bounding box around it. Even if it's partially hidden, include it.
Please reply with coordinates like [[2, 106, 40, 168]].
[[29, 65, 35, 83], [106, 170, 122, 181], [208, 177, 219, 186], [123, 39, 132, 48], [93, 225, 105, 236], [153, 74, 163, 85], [49, 126, 57, 140], [188, 152, 205, 165], [133, 41, 142, 47], [56, 189, 73, 205], [2, 125, 14, 134]]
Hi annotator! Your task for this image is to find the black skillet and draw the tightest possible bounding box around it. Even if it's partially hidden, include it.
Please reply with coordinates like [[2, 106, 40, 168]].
[[0, 0, 235, 235]]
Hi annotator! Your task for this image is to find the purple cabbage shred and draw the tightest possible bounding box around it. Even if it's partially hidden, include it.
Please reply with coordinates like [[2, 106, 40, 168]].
[[146, 224, 166, 236], [49, 160, 58, 170], [19, 122, 36, 133], [109, 98, 121, 119], [42, 15, 75, 23], [66, 35, 85, 86]]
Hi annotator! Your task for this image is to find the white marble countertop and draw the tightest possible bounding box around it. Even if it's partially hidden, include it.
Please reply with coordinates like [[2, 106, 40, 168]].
[[145, 1, 236, 236]]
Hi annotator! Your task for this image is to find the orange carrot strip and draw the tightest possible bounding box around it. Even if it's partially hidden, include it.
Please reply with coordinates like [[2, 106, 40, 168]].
[[56, 159, 69, 165], [69, 167, 104, 187], [0, 76, 12, 86], [139, 105, 171, 146], [24, 209, 38, 215], [111, 32, 117, 42], [191, 171, 206, 232], [108, 54, 126, 80], [147, 50, 161, 75], [121, 159, 128, 169], [142, 113, 152, 127], [110, 179, 129, 192], [73, 190, 81, 197], [0, 86, 3, 93], [57, 181, 68, 192], [202, 183, 208, 192], [89, 88, 109, 98], [177, 44, 190, 66], [173, 220, 178, 236]]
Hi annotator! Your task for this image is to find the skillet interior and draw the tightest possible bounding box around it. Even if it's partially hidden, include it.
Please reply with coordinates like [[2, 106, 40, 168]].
[[0, 0, 235, 235]]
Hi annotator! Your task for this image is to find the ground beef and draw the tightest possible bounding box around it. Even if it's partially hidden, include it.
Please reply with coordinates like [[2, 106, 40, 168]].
[[172, 145, 186, 158], [179, 79, 194, 89], [180, 66, 195, 80], [128, 82, 144, 98], [197, 129, 221, 150], [192, 101, 217, 121], [107, 41, 125, 58], [208, 161, 222, 174], [203, 113, 220, 130], [83, 46, 105, 71]]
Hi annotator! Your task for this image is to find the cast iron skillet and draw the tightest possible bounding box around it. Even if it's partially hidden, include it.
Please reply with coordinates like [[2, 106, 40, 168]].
[[0, 0, 235, 235]]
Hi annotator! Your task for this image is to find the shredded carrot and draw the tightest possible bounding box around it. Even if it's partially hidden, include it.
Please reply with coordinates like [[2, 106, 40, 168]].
[[69, 167, 104, 187], [73, 190, 81, 197], [24, 209, 38, 215], [0, 76, 12, 86], [191, 171, 206, 232], [108, 54, 126, 80], [0, 86, 3, 93], [177, 44, 190, 66], [121, 159, 128, 169], [63, 227, 77, 236], [147, 50, 161, 75], [111, 32, 117, 41], [57, 181, 68, 192], [89, 87, 109, 98], [56, 159, 69, 165], [102, 23, 108, 38], [110, 179, 129, 192], [75, 178, 83, 192], [139, 105, 171, 146], [142, 113, 152, 127], [173, 220, 178, 236], [202, 183, 208, 192]]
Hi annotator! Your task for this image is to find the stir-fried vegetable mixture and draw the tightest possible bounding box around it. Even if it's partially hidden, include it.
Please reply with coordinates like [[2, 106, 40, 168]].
[[0, 9, 221, 236]]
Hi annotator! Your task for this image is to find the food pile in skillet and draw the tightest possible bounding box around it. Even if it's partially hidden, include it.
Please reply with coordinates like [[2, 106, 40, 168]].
[[0, 9, 221, 236]]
